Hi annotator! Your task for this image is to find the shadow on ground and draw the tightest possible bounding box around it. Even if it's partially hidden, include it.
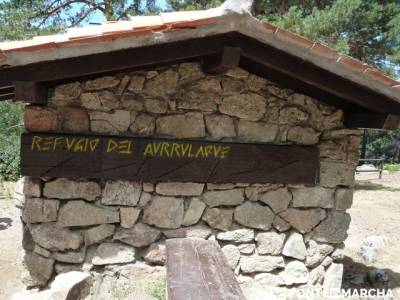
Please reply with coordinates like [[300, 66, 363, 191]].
[[342, 256, 400, 293], [0, 217, 13, 231], [354, 181, 400, 192]]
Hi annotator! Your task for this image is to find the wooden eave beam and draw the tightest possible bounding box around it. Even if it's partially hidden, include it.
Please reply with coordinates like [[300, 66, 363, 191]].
[[344, 112, 400, 130], [0, 32, 399, 121], [202, 46, 241, 74], [0, 93, 15, 101], [14, 82, 47, 104], [236, 33, 400, 115]]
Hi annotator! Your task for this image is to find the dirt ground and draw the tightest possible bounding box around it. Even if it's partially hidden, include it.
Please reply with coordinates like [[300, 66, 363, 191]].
[[1, 172, 400, 299]]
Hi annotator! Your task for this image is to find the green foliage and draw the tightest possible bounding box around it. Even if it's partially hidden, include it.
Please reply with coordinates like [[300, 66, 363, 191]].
[[147, 280, 166, 300], [0, 101, 24, 181], [384, 163, 400, 172]]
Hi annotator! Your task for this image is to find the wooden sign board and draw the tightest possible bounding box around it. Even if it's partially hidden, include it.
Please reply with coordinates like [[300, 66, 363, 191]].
[[21, 133, 319, 184]]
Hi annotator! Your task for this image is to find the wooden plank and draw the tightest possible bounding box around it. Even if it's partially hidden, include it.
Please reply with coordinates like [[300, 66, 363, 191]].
[[166, 238, 246, 300], [14, 82, 47, 104], [344, 112, 400, 129], [237, 33, 400, 114], [0, 93, 15, 101], [0, 33, 236, 83], [202, 46, 241, 74], [0, 32, 398, 118], [20, 133, 319, 184]]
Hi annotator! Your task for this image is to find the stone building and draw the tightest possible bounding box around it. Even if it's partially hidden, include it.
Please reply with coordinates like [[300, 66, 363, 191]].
[[1, 0, 400, 295]]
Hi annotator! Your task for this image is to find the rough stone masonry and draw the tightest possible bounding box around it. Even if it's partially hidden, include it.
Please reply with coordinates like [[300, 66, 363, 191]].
[[20, 63, 361, 290]]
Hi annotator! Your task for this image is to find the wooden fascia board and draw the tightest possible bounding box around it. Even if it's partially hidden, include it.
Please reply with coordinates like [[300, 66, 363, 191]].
[[0, 32, 399, 120]]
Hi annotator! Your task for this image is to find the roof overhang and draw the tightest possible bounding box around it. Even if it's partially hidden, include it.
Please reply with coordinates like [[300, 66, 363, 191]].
[[0, 13, 399, 129]]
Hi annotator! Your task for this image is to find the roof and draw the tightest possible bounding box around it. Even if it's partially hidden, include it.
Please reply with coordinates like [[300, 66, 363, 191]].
[[0, 0, 399, 129]]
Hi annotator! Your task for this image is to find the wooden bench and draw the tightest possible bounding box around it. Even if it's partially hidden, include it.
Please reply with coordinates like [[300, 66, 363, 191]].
[[166, 238, 246, 300]]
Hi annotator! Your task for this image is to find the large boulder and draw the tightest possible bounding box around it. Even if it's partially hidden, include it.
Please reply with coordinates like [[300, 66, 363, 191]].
[[202, 189, 244, 207], [202, 208, 233, 231], [291, 187, 334, 208], [92, 243, 135, 265], [234, 202, 275, 230], [311, 211, 351, 243], [43, 178, 101, 201], [279, 208, 326, 234], [30, 223, 83, 251], [58, 201, 120, 227], [143, 196, 184, 229], [156, 182, 204, 196], [50, 271, 92, 300], [282, 232, 307, 260], [22, 198, 59, 223], [83, 224, 115, 246], [101, 181, 142, 206], [256, 232, 286, 255], [114, 223, 160, 247], [240, 255, 285, 273], [24, 252, 55, 287]]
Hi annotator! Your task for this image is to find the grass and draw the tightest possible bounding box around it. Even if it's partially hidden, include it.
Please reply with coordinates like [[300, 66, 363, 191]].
[[147, 279, 166, 300], [383, 163, 400, 172], [110, 281, 132, 300]]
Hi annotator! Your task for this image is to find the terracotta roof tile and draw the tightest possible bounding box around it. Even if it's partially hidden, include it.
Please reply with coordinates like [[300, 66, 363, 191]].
[[3, 42, 58, 53], [169, 17, 217, 29], [363, 68, 399, 86], [160, 10, 217, 24], [263, 23, 278, 34], [274, 28, 314, 49], [101, 21, 134, 34], [67, 26, 103, 39], [130, 16, 164, 29], [337, 55, 369, 73], [310, 42, 340, 61], [0, 8, 398, 97]]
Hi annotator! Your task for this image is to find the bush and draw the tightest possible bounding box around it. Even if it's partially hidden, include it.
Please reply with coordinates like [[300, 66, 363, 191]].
[[0, 101, 24, 181], [384, 163, 400, 172]]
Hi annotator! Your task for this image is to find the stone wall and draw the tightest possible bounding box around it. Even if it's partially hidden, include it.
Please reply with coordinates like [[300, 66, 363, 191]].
[[22, 63, 361, 289]]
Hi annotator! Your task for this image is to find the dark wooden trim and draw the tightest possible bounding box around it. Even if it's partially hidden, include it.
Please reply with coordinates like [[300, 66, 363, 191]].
[[14, 82, 47, 104], [236, 33, 400, 115], [202, 46, 241, 74], [0, 86, 14, 95], [344, 112, 400, 129], [0, 33, 237, 83], [21, 132, 320, 184], [0, 31, 399, 123], [0, 93, 14, 101]]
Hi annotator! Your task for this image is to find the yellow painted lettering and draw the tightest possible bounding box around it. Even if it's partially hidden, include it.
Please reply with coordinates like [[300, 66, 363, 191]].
[[89, 139, 100, 152], [74, 138, 87, 152], [195, 145, 205, 158], [220, 146, 231, 159], [188, 144, 195, 158], [65, 138, 76, 151], [205, 145, 213, 158], [160, 142, 171, 157], [171, 143, 181, 158], [181, 144, 190, 157], [153, 142, 162, 155], [143, 143, 154, 156], [41, 137, 54, 151], [31, 136, 42, 151], [106, 139, 119, 153], [118, 140, 133, 154], [52, 137, 63, 151], [213, 145, 222, 158]]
